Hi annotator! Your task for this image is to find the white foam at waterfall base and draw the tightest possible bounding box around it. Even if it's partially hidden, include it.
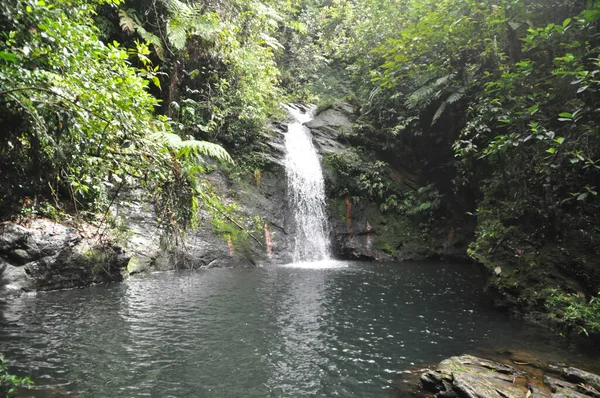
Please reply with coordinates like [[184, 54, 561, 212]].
[[283, 104, 332, 263], [279, 259, 349, 269]]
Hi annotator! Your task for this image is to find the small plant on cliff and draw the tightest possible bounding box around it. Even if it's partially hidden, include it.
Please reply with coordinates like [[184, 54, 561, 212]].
[[0, 355, 32, 397], [542, 288, 600, 336]]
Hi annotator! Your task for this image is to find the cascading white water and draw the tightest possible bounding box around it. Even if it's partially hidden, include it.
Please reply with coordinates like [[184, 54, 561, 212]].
[[283, 105, 331, 262]]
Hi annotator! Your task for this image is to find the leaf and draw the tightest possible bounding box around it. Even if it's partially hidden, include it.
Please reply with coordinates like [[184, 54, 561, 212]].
[[563, 18, 572, 28], [151, 75, 161, 89], [259, 33, 284, 50], [508, 21, 521, 30], [547, 147, 556, 154], [558, 112, 572, 118], [0, 51, 18, 63], [577, 192, 588, 201], [431, 101, 447, 126], [118, 9, 136, 34], [528, 104, 539, 115], [119, 9, 165, 60], [167, 17, 188, 51], [151, 132, 233, 164]]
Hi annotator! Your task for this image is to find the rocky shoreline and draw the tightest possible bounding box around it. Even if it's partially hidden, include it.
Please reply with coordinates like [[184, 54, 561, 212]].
[[399, 354, 600, 398]]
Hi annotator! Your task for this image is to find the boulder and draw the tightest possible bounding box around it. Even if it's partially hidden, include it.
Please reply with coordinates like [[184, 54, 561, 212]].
[[0, 219, 127, 295], [305, 102, 355, 156], [545, 374, 600, 398], [421, 355, 600, 398], [421, 355, 527, 398], [560, 367, 600, 393]]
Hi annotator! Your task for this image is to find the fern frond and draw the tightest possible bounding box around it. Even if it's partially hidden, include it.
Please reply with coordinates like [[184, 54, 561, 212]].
[[138, 27, 165, 60], [431, 101, 448, 126], [178, 140, 233, 164], [118, 9, 136, 34], [431, 87, 466, 126], [151, 132, 233, 164], [259, 33, 284, 50], [432, 73, 455, 88], [407, 73, 458, 110], [406, 85, 435, 109], [167, 17, 188, 51], [160, 0, 198, 16], [446, 87, 465, 104], [118, 9, 165, 60], [193, 13, 220, 41], [151, 131, 183, 149]]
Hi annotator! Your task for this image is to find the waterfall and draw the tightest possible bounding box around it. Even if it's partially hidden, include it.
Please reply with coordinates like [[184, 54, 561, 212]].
[[283, 104, 331, 262]]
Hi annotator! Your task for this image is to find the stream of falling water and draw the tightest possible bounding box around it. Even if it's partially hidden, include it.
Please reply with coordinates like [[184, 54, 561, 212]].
[[283, 104, 331, 262]]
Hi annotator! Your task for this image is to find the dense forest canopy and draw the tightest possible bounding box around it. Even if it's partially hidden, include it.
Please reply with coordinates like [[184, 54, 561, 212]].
[[1, 0, 600, 333]]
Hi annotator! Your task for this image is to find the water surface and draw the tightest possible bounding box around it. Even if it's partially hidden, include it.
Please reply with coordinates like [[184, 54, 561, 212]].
[[1, 261, 598, 397]]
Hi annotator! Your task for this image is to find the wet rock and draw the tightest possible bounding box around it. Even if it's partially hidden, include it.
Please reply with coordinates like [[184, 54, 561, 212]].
[[421, 369, 449, 392], [545, 375, 600, 398], [453, 371, 524, 398], [306, 102, 356, 156], [421, 355, 600, 398], [0, 219, 126, 295], [421, 355, 528, 398], [493, 292, 519, 311], [560, 367, 600, 393], [112, 186, 256, 274]]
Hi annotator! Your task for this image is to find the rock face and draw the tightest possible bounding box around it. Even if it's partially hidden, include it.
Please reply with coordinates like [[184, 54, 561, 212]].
[[305, 102, 355, 155], [0, 111, 294, 296], [307, 103, 385, 260], [420, 355, 600, 398], [307, 102, 471, 262], [0, 219, 127, 295], [111, 186, 249, 276]]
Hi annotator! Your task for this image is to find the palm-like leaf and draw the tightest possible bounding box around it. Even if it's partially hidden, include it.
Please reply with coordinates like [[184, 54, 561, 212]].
[[406, 73, 456, 109], [161, 0, 219, 51], [151, 132, 233, 164], [431, 87, 466, 126], [118, 9, 165, 60]]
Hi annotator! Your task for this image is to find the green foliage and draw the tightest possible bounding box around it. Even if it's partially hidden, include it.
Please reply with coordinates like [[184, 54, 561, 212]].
[[280, 0, 600, 331], [116, 0, 286, 155], [325, 149, 393, 202], [0, 0, 234, 243], [325, 149, 443, 221], [0, 355, 33, 397], [542, 288, 600, 335], [394, 184, 443, 219]]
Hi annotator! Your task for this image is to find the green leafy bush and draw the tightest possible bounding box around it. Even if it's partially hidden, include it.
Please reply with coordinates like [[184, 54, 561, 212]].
[[0, 0, 232, 239], [0, 355, 32, 397]]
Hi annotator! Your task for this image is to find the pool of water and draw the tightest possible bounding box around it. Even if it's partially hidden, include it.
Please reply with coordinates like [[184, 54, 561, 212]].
[[0, 260, 598, 397]]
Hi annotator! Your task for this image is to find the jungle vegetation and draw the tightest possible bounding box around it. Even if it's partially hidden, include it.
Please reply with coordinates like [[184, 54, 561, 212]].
[[1, 0, 599, 334]]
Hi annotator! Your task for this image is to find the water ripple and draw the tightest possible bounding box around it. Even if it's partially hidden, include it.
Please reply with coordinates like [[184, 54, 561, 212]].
[[0, 262, 597, 397]]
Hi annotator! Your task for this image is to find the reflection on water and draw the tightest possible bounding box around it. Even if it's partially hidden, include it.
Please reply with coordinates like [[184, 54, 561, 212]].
[[0, 261, 598, 397], [265, 267, 331, 396]]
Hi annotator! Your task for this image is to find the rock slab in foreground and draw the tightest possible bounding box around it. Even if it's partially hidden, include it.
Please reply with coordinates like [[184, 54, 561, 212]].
[[421, 355, 600, 398]]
